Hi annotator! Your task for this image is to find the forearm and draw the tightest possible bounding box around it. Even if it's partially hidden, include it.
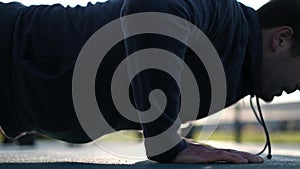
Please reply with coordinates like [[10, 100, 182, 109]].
[[120, 0, 192, 162]]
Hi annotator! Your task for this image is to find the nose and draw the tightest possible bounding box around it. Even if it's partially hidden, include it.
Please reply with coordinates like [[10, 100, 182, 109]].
[[287, 84, 300, 94]]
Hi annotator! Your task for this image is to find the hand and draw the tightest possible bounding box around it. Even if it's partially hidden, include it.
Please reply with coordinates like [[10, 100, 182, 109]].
[[173, 141, 264, 164]]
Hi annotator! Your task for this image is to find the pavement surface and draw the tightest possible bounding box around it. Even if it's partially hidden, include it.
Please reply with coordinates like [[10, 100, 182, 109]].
[[0, 139, 299, 169]]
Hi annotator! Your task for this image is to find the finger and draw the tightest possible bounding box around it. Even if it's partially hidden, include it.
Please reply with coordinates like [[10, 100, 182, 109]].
[[174, 150, 248, 164], [221, 149, 264, 163], [203, 150, 248, 164]]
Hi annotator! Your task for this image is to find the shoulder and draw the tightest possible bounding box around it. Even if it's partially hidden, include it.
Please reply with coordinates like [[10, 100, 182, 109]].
[[122, 0, 196, 20]]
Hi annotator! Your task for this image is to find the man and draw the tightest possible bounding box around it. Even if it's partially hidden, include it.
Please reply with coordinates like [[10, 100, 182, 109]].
[[0, 0, 299, 164]]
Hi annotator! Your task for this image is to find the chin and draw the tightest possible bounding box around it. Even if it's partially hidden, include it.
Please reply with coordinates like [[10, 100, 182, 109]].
[[257, 94, 274, 103], [262, 97, 274, 103]]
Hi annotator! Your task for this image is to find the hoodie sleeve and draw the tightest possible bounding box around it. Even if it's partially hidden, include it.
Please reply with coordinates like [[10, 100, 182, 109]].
[[120, 0, 256, 163], [120, 0, 196, 163]]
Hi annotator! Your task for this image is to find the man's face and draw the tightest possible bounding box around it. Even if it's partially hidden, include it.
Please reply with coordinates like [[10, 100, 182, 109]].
[[257, 27, 300, 102], [258, 50, 300, 102]]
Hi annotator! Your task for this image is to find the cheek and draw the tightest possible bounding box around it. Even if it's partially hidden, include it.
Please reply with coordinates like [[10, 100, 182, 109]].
[[271, 57, 293, 82], [278, 61, 300, 88], [262, 61, 282, 84], [258, 60, 285, 94], [287, 70, 300, 88]]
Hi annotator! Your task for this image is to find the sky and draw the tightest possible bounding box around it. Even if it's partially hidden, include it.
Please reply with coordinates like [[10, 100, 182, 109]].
[[2, 0, 270, 9], [2, 0, 299, 104]]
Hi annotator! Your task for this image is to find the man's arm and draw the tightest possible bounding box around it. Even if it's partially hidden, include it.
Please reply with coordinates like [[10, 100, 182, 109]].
[[121, 0, 264, 163], [121, 0, 191, 162]]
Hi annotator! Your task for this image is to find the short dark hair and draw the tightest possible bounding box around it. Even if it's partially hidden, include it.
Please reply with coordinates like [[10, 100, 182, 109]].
[[257, 0, 300, 55]]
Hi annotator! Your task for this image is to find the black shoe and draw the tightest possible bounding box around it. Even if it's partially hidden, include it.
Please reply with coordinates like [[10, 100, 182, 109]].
[[17, 134, 36, 146]]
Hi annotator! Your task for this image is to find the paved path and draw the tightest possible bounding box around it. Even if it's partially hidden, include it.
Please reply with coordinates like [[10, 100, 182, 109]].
[[0, 139, 299, 169]]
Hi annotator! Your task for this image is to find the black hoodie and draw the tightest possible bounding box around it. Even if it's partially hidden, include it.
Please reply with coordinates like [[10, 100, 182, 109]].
[[0, 0, 262, 163]]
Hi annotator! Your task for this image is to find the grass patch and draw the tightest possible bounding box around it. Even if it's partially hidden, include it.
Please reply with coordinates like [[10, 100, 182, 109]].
[[192, 130, 300, 143]]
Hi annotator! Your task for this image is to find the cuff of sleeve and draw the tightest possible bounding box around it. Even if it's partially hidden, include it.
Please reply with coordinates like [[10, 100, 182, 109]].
[[147, 139, 188, 163]]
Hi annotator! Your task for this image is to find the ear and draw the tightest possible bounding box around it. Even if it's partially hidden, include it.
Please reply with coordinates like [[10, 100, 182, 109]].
[[271, 26, 294, 52]]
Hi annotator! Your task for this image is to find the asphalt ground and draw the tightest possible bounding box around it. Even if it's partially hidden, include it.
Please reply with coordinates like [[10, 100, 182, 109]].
[[0, 138, 299, 169]]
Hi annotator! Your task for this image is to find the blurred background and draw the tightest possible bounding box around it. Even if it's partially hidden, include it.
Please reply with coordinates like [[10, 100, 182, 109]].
[[0, 0, 270, 8], [0, 0, 299, 151]]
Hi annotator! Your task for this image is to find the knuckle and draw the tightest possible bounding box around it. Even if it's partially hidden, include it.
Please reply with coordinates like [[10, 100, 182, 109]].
[[215, 150, 226, 155]]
